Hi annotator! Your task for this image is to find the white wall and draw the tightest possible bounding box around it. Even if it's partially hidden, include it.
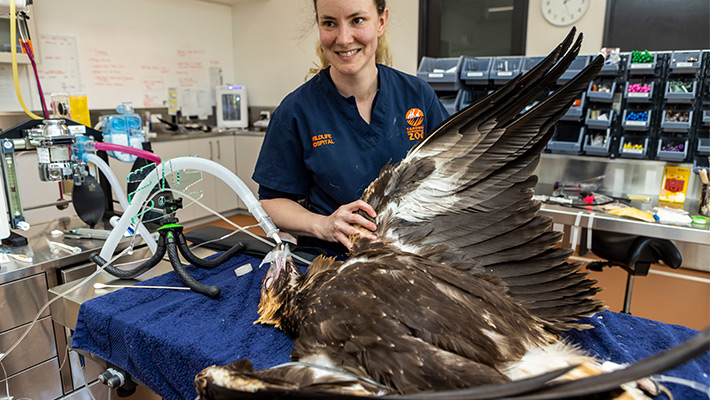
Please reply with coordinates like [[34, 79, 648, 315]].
[[525, 0, 607, 56], [231, 0, 607, 108], [231, 0, 419, 107]]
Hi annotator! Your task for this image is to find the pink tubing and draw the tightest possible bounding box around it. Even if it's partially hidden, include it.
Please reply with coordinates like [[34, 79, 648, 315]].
[[94, 142, 161, 164]]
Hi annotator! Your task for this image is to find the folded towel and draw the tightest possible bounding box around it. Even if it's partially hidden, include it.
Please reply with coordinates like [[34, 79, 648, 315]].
[[72, 253, 709, 400]]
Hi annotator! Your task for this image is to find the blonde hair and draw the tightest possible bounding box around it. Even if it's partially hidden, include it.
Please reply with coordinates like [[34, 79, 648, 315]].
[[307, 0, 392, 79]]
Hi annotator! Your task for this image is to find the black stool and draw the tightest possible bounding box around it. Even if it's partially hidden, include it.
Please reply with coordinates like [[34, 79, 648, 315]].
[[587, 231, 682, 314]]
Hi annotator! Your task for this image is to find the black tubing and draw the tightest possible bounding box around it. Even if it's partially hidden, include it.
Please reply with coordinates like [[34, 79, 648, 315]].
[[166, 234, 220, 298], [92, 235, 168, 279], [176, 233, 246, 269]]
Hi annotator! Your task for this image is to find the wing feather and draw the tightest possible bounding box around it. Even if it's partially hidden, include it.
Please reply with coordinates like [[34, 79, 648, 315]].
[[357, 29, 605, 327]]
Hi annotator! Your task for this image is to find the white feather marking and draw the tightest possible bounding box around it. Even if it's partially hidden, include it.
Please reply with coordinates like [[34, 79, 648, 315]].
[[502, 341, 594, 380], [337, 257, 368, 273]]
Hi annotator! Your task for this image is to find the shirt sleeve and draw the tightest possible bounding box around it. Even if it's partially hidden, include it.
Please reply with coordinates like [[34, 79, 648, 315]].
[[251, 109, 309, 196], [424, 85, 450, 134]]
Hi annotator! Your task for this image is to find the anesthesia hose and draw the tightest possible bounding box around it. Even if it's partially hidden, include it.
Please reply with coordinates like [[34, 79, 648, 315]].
[[99, 156, 281, 263], [84, 154, 158, 254]]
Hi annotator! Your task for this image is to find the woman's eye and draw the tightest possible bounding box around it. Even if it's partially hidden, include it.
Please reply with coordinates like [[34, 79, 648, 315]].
[[322, 20, 335, 28], [352, 17, 364, 25]]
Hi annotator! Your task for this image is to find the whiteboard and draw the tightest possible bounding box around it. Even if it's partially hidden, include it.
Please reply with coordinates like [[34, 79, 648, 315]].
[[22, 0, 235, 111]]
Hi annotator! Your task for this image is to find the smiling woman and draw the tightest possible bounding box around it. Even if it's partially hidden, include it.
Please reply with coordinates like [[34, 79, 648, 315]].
[[251, 0, 449, 256]]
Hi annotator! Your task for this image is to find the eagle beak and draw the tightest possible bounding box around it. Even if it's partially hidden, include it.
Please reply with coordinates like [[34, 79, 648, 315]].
[[263, 243, 290, 290]]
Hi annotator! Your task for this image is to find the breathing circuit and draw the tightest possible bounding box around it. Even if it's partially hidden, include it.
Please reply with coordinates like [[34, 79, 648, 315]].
[[92, 156, 282, 297]]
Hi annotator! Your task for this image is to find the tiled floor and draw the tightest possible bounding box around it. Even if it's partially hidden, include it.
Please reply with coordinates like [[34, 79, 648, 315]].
[[198, 214, 710, 331]]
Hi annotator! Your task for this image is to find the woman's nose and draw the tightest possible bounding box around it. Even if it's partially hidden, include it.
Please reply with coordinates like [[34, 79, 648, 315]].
[[335, 25, 354, 45]]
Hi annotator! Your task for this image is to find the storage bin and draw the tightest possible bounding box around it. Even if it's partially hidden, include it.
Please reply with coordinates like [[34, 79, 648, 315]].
[[703, 110, 710, 126], [623, 81, 655, 103], [460, 57, 492, 85], [583, 129, 612, 156], [521, 56, 544, 73], [670, 50, 702, 73], [546, 124, 584, 155], [661, 110, 693, 132], [557, 55, 590, 84], [664, 80, 697, 103], [585, 108, 615, 128], [586, 81, 616, 102], [490, 56, 522, 84], [627, 51, 657, 75], [656, 137, 689, 162], [561, 92, 585, 121], [417, 56, 464, 91], [621, 109, 652, 131], [619, 135, 649, 158]]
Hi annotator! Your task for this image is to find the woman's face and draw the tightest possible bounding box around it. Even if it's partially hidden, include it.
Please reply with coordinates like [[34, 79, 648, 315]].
[[316, 0, 387, 78]]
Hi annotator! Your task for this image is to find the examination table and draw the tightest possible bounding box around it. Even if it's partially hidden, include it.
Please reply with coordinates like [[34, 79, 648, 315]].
[[68, 252, 709, 400]]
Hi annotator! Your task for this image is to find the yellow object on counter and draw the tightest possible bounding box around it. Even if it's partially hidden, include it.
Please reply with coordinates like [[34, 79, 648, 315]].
[[69, 94, 91, 127], [659, 166, 690, 204], [601, 203, 656, 223]]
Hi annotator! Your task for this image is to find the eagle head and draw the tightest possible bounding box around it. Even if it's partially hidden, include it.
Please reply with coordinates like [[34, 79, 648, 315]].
[[255, 243, 302, 331]]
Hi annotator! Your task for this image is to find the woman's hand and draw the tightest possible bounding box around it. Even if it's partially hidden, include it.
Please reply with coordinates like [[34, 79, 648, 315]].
[[314, 200, 377, 250]]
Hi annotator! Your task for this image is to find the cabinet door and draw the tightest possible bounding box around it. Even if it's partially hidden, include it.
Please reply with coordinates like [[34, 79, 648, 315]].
[[211, 136, 239, 214], [235, 135, 264, 210]]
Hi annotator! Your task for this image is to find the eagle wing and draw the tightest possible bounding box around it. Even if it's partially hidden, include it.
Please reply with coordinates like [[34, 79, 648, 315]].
[[358, 28, 605, 329]]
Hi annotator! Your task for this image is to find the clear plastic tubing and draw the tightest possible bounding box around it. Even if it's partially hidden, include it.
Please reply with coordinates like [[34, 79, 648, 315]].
[[84, 153, 158, 253], [94, 141, 162, 164], [99, 156, 281, 262]]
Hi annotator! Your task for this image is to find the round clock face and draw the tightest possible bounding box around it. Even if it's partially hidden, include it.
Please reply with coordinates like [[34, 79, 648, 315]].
[[541, 0, 590, 26]]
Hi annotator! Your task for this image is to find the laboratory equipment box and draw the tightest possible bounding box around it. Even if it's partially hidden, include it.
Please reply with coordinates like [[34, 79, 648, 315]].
[[669, 50, 702, 73], [627, 51, 658, 75], [657, 137, 689, 162], [664, 80, 697, 103], [557, 55, 590, 84], [585, 108, 615, 128], [583, 129, 612, 156], [417, 56, 464, 91], [661, 110, 693, 132], [621, 109, 652, 131], [546, 124, 584, 155], [586, 81, 616, 103], [619, 135, 650, 159], [460, 57, 492, 85], [561, 92, 586, 121], [623, 81, 655, 103], [490, 57, 522, 84]]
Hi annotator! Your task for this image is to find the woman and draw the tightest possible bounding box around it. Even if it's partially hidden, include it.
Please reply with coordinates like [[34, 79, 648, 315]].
[[252, 0, 448, 254]]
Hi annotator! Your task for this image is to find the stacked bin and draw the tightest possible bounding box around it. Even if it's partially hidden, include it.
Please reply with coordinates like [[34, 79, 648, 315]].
[[694, 51, 710, 171], [618, 51, 664, 159], [547, 55, 594, 155], [417, 56, 465, 116], [657, 51, 702, 161]]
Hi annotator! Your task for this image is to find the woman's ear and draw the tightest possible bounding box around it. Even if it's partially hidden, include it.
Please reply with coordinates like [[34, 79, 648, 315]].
[[378, 8, 389, 36]]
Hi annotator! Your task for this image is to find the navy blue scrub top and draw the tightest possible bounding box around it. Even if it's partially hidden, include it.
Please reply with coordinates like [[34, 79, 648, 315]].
[[252, 64, 449, 217]]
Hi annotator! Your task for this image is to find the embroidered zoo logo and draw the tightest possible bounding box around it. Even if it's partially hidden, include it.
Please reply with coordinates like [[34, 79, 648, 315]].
[[312, 133, 335, 148], [405, 108, 424, 140]]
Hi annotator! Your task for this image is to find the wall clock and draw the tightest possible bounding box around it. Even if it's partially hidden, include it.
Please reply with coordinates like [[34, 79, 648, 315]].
[[541, 0, 590, 26]]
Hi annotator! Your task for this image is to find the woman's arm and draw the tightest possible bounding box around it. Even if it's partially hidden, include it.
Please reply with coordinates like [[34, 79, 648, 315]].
[[261, 198, 377, 250]]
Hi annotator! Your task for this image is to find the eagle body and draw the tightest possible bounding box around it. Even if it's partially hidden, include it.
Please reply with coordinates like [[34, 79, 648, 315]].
[[252, 240, 593, 394], [195, 30, 660, 399]]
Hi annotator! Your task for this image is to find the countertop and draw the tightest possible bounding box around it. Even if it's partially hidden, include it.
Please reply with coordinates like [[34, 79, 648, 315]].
[[0, 217, 147, 285], [150, 128, 264, 143]]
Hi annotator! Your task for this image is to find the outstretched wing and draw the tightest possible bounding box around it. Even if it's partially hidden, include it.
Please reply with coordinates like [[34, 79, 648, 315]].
[[358, 28, 605, 329]]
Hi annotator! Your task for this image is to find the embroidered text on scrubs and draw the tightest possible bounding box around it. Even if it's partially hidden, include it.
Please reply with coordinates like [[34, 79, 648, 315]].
[[312, 134, 335, 148], [405, 108, 425, 141]]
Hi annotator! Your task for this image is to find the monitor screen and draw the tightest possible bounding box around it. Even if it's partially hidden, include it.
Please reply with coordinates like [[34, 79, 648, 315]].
[[221, 93, 242, 122], [216, 86, 248, 129]]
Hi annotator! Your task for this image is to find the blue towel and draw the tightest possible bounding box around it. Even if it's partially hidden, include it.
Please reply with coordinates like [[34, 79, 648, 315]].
[[72, 253, 709, 400]]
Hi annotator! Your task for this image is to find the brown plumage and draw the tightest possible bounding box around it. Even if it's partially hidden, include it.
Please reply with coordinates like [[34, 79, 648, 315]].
[[195, 29, 642, 399]]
